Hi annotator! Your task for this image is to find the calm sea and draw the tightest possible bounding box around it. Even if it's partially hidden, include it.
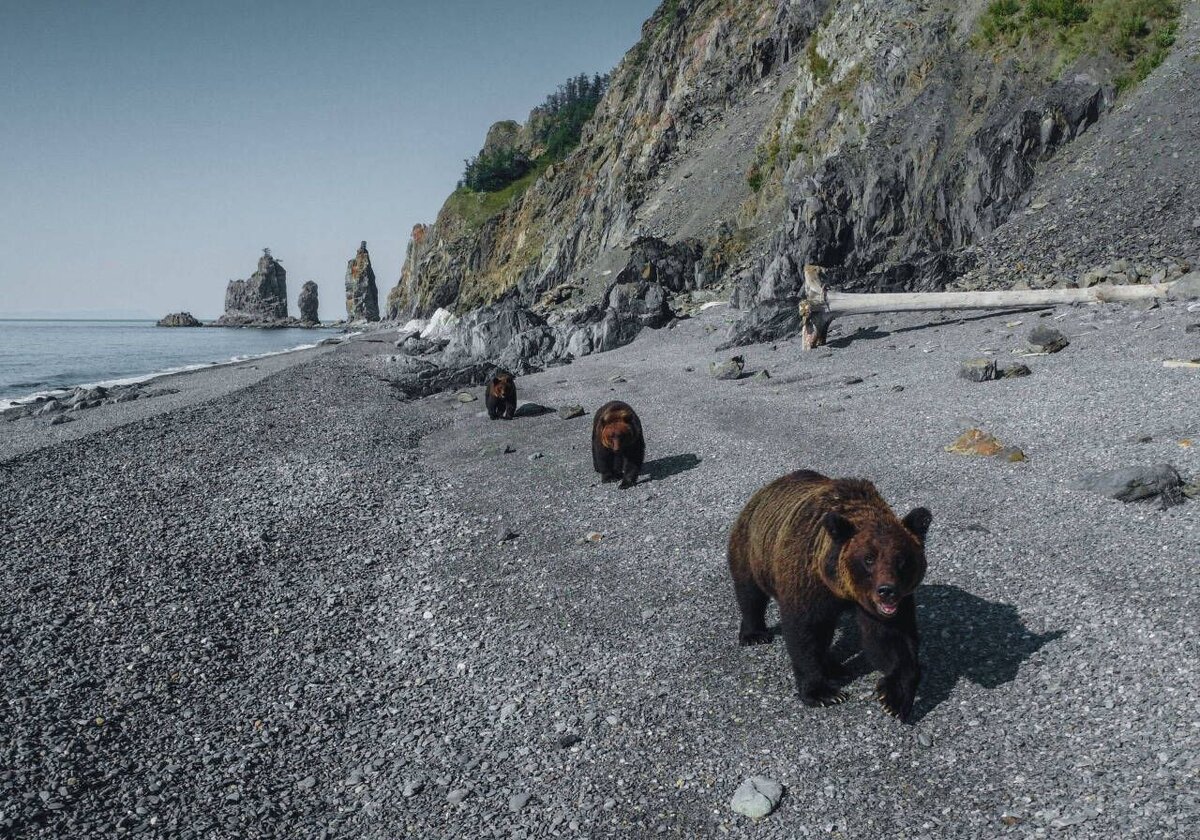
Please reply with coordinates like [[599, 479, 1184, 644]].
[[0, 320, 341, 405]]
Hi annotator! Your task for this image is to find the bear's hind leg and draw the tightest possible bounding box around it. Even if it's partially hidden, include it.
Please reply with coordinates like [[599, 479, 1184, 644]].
[[781, 609, 847, 707], [734, 579, 772, 646], [858, 599, 921, 722]]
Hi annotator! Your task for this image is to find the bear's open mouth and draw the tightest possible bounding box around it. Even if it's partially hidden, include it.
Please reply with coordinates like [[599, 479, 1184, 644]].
[[875, 600, 898, 617]]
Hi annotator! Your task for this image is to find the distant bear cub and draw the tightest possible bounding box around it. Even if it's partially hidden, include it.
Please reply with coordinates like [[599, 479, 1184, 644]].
[[727, 471, 932, 722], [592, 401, 645, 489], [485, 371, 516, 420]]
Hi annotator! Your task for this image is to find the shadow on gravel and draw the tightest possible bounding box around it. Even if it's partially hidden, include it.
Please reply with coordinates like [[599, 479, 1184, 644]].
[[827, 309, 1049, 348], [643, 453, 702, 481], [916, 584, 1063, 721], [820, 584, 1062, 721]]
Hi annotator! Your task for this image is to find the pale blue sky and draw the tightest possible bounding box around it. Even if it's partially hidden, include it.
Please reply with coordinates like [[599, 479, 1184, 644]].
[[0, 0, 656, 320]]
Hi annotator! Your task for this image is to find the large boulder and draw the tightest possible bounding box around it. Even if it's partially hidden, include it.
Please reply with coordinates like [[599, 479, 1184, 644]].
[[157, 312, 202, 327], [298, 281, 319, 324], [216, 249, 290, 326], [345, 241, 380, 322]]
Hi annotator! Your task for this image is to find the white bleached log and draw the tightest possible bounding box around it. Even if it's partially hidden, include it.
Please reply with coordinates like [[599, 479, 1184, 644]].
[[799, 264, 1179, 349]]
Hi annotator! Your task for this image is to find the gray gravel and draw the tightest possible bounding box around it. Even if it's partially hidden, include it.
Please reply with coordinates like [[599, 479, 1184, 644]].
[[2, 303, 1198, 838]]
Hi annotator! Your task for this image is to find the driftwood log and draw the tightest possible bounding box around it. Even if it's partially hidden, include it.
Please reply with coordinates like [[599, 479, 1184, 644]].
[[799, 264, 1182, 349]]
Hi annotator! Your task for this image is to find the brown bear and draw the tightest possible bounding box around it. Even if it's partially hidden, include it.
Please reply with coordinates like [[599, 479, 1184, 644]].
[[591, 401, 645, 489], [485, 371, 516, 420], [727, 470, 932, 722]]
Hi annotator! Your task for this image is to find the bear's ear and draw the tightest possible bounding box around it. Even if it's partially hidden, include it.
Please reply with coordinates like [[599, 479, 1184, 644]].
[[821, 511, 856, 544], [902, 507, 933, 540]]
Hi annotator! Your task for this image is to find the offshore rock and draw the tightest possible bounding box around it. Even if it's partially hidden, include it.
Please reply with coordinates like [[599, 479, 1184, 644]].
[[216, 249, 290, 326], [156, 312, 202, 327], [298, 281, 320, 324], [345, 241, 380, 322]]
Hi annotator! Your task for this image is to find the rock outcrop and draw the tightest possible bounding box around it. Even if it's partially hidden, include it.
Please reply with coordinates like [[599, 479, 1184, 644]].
[[345, 241, 380, 322], [383, 0, 1187, 362], [216, 249, 290, 327], [298, 281, 319, 325], [157, 312, 202, 327]]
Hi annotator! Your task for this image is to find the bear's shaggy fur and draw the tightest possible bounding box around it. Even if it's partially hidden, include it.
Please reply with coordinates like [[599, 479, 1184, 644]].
[[728, 470, 932, 721], [485, 371, 516, 420], [591, 401, 645, 489]]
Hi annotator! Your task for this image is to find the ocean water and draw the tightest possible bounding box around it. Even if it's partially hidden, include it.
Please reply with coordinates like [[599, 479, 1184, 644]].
[[0, 320, 341, 405]]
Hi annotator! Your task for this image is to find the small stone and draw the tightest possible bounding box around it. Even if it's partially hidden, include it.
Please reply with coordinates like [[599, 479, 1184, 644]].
[[1072, 464, 1182, 502], [455, 392, 477, 403], [753, 369, 770, 381], [557, 734, 582, 749], [843, 376, 863, 386], [709, 356, 745, 380], [1185, 323, 1200, 334], [509, 792, 532, 812], [497, 526, 518, 543], [608, 373, 627, 383], [729, 776, 783, 820], [583, 531, 603, 543], [891, 385, 905, 392], [1026, 325, 1069, 353], [527, 452, 543, 461], [296, 775, 316, 791], [946, 428, 1026, 462], [49, 415, 75, 426], [917, 732, 932, 748], [558, 405, 585, 420], [959, 359, 998, 382], [447, 788, 469, 806], [402, 779, 424, 797]]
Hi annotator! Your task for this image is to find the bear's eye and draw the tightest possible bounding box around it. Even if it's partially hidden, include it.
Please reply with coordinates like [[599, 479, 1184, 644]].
[[863, 555, 875, 568]]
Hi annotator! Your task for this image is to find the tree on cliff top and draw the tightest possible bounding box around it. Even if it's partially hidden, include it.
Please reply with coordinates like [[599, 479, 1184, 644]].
[[458, 71, 610, 194]]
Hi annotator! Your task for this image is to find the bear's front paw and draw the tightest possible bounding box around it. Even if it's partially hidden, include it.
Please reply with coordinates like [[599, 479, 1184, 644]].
[[875, 675, 916, 723], [800, 683, 848, 708], [601, 474, 618, 483], [618, 479, 635, 489], [738, 628, 773, 646]]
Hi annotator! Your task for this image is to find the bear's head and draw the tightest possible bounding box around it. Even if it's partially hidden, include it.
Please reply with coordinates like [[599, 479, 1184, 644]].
[[821, 506, 932, 619], [489, 372, 515, 399]]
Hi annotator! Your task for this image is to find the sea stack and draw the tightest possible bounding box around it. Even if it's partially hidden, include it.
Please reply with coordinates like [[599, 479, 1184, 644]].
[[345, 241, 380, 322], [216, 249, 290, 326], [298, 281, 320, 325], [156, 312, 202, 327]]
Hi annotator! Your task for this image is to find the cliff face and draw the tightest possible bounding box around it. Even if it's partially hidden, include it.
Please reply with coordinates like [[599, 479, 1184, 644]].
[[345, 241, 380, 322], [216, 250, 289, 326], [385, 0, 1184, 358]]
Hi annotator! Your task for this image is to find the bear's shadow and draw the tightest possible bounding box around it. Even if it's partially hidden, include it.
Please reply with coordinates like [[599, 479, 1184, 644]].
[[778, 584, 1063, 722], [642, 453, 702, 481]]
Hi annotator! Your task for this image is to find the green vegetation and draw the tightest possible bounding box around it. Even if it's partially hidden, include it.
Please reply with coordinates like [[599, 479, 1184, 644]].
[[806, 32, 833, 83], [446, 158, 550, 230], [975, 0, 1180, 89], [533, 73, 610, 159], [459, 147, 533, 193], [454, 72, 609, 221]]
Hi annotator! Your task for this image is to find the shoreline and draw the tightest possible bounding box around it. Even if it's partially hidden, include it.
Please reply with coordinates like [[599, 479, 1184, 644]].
[[0, 330, 392, 463], [0, 330, 359, 411]]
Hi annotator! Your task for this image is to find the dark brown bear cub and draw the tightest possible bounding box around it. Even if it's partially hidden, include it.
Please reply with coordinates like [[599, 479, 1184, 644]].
[[485, 371, 516, 420], [592, 401, 645, 489], [727, 471, 932, 722]]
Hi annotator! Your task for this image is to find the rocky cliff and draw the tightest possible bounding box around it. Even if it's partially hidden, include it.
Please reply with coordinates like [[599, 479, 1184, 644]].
[[216, 249, 290, 327], [298, 281, 320, 325], [345, 241, 380, 322], [384, 0, 1188, 374]]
